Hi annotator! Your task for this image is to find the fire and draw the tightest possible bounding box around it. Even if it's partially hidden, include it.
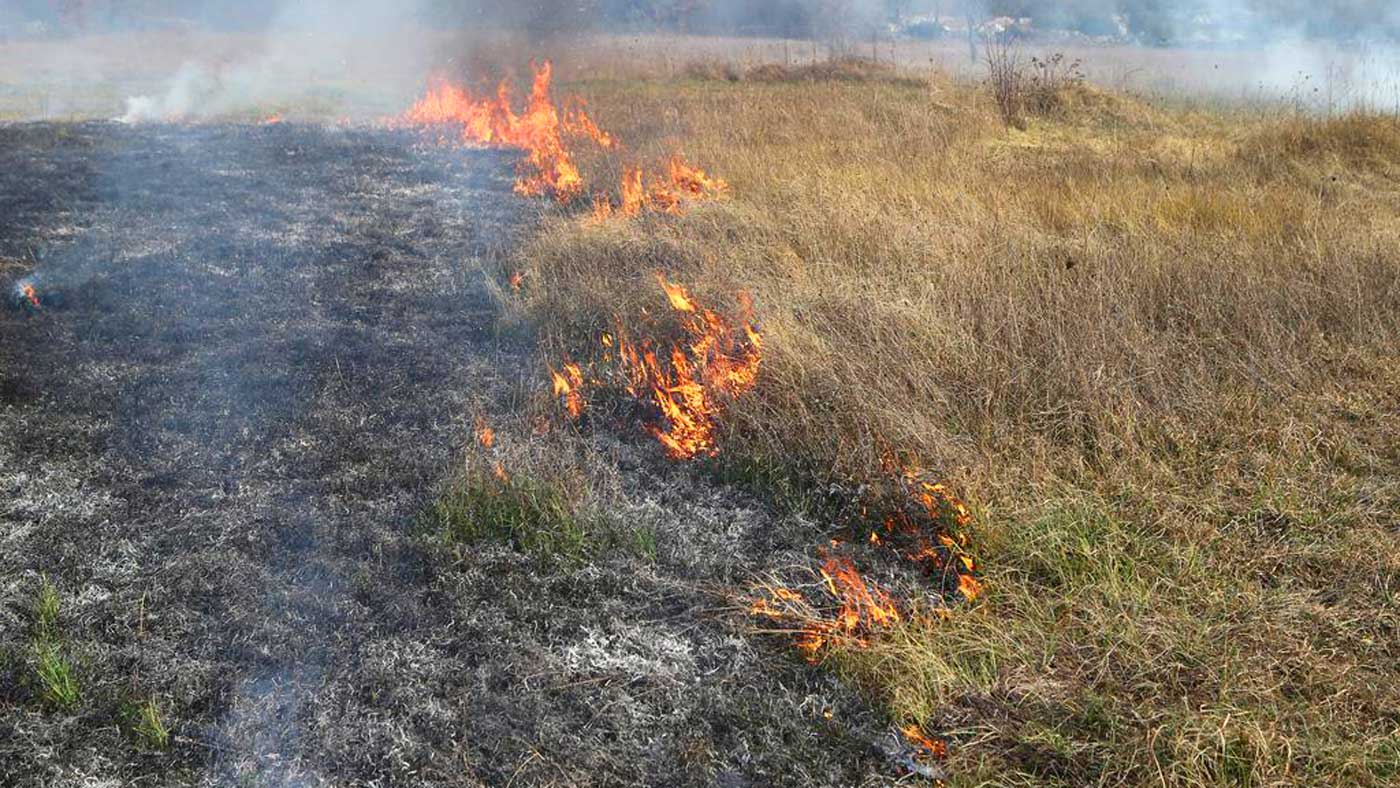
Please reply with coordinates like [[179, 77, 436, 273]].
[[591, 155, 727, 220], [746, 462, 981, 661], [21, 283, 41, 309], [475, 418, 496, 449], [667, 155, 728, 197], [398, 61, 725, 217], [546, 273, 760, 460], [398, 61, 610, 202], [551, 362, 585, 419], [508, 270, 526, 291], [611, 273, 761, 459], [901, 725, 949, 760], [260, 114, 283, 126], [751, 554, 904, 661]]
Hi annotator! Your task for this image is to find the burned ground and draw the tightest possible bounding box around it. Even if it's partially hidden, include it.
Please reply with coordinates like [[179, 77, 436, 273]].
[[0, 122, 905, 786]]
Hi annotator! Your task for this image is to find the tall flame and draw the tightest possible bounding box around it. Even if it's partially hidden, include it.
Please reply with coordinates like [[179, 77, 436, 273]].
[[398, 60, 725, 216], [399, 61, 608, 202]]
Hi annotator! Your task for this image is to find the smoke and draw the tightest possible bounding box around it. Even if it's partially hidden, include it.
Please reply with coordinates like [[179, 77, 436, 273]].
[[117, 0, 440, 123]]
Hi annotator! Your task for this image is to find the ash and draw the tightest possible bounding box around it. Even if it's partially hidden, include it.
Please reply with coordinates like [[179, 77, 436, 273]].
[[0, 122, 899, 786]]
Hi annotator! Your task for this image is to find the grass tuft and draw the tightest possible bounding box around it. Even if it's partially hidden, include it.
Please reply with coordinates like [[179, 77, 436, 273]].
[[30, 577, 80, 710], [123, 697, 171, 751]]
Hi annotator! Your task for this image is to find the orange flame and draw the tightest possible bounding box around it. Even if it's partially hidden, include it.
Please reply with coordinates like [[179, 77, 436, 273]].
[[400, 61, 726, 218], [753, 555, 904, 662], [475, 418, 496, 449], [21, 284, 41, 309], [551, 362, 585, 419], [400, 61, 617, 202], [260, 114, 283, 126], [901, 725, 949, 760], [609, 274, 762, 459], [508, 270, 526, 290], [592, 155, 727, 220]]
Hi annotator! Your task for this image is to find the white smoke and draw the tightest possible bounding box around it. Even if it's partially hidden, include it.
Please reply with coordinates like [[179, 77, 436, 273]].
[[118, 0, 438, 124]]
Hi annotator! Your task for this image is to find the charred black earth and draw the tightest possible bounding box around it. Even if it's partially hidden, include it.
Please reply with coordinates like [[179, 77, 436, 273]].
[[0, 122, 899, 787]]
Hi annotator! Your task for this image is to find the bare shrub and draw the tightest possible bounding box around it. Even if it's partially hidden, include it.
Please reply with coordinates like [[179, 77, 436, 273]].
[[984, 39, 1026, 127], [985, 44, 1086, 127]]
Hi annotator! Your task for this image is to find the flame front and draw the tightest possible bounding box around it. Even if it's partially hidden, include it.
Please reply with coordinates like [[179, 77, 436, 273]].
[[398, 61, 724, 216], [399, 61, 602, 201]]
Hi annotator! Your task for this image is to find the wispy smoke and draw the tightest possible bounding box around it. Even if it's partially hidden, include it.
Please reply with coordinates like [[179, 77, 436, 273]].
[[118, 0, 437, 123]]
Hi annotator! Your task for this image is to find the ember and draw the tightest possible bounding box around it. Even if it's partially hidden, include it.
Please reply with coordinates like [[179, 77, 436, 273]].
[[901, 724, 949, 761], [475, 418, 496, 449]]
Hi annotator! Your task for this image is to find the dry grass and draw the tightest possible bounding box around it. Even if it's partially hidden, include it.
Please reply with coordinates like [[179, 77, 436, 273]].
[[507, 57, 1400, 785]]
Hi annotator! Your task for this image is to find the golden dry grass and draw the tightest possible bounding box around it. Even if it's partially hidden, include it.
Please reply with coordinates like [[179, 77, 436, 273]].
[[506, 61, 1400, 785]]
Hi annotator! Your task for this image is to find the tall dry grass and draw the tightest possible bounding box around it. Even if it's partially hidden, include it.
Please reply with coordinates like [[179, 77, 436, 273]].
[[510, 61, 1400, 784]]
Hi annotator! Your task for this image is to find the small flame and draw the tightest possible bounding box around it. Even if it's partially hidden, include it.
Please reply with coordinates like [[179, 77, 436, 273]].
[[551, 362, 585, 419], [260, 114, 283, 126], [20, 283, 41, 309], [592, 155, 727, 221], [475, 418, 496, 449], [657, 272, 698, 312], [612, 274, 762, 459], [901, 725, 949, 760], [509, 270, 526, 290]]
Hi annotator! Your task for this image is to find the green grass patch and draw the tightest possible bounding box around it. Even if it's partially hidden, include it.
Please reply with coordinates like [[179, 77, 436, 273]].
[[122, 696, 172, 751], [422, 464, 652, 565], [30, 577, 80, 710]]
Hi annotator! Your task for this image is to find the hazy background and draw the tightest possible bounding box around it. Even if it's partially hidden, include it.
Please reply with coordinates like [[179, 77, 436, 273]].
[[1, 1, 1398, 120]]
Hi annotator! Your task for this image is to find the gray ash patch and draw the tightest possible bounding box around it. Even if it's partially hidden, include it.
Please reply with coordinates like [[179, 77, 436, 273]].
[[0, 123, 906, 786]]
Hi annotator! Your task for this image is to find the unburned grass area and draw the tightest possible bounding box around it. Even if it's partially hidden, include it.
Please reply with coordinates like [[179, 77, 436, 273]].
[[508, 63, 1400, 785], [420, 432, 657, 566]]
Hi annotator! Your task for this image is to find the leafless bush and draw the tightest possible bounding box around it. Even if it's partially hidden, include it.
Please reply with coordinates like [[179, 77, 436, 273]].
[[984, 39, 1026, 127], [985, 43, 1085, 127]]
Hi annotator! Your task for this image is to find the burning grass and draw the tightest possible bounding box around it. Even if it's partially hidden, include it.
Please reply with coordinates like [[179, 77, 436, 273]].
[[507, 59, 1400, 784]]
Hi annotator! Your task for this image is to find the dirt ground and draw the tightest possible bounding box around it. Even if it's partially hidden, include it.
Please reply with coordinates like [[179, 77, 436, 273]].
[[0, 122, 913, 786]]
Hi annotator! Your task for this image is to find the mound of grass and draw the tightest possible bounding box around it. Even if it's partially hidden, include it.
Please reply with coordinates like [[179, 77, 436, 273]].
[[1240, 112, 1400, 171]]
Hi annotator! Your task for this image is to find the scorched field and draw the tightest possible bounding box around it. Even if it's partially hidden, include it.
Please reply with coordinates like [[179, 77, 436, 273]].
[[2, 27, 1400, 788]]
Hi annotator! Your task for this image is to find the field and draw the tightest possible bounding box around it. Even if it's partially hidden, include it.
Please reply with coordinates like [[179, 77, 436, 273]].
[[2, 29, 1399, 787], [510, 55, 1400, 785]]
